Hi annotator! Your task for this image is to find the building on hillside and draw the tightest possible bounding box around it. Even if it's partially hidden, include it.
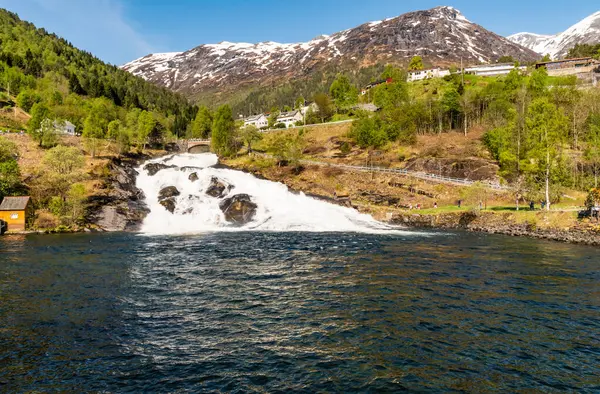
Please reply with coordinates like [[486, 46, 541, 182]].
[[407, 68, 451, 82], [0, 196, 32, 232], [535, 57, 599, 77], [277, 110, 304, 128], [464, 63, 526, 77], [53, 120, 77, 135], [361, 78, 393, 95], [243, 114, 268, 129]]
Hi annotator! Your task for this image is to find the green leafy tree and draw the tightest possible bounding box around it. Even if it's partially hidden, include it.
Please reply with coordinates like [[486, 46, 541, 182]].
[[314, 93, 334, 123], [27, 102, 51, 146], [497, 55, 516, 64], [329, 73, 358, 108], [349, 113, 388, 148], [211, 105, 238, 157], [191, 106, 213, 138], [525, 98, 568, 210], [136, 110, 156, 151], [239, 124, 262, 153], [585, 115, 600, 187], [373, 81, 409, 110], [38, 118, 60, 148], [294, 96, 305, 110], [541, 54, 552, 62], [107, 120, 130, 156], [41, 145, 86, 200], [16, 89, 42, 112], [268, 108, 280, 129], [0, 137, 21, 200], [408, 56, 424, 71]]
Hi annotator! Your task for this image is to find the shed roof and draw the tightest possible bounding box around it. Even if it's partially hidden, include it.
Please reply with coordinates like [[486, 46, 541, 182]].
[[0, 196, 31, 211]]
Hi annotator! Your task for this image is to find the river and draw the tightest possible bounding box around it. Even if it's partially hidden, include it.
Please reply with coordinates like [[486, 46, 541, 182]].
[[1, 231, 599, 392]]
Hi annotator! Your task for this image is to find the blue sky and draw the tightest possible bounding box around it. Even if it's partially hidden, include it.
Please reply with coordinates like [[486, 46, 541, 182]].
[[1, 0, 598, 65]]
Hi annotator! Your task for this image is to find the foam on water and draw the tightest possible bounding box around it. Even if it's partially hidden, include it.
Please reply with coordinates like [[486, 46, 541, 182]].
[[136, 153, 401, 234]]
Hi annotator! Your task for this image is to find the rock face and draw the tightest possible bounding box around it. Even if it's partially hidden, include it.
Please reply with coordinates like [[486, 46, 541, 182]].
[[188, 172, 199, 182], [159, 198, 177, 213], [219, 194, 257, 225], [157, 186, 180, 213], [158, 186, 180, 200], [403, 157, 500, 182], [206, 177, 232, 198], [144, 162, 176, 176], [122, 6, 537, 102], [86, 155, 151, 231]]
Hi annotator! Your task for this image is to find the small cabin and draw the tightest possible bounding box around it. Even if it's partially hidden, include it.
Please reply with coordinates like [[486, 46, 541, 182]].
[[0, 196, 32, 232]]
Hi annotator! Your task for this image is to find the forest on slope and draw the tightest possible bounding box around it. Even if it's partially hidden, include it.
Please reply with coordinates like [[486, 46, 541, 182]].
[[0, 9, 196, 137]]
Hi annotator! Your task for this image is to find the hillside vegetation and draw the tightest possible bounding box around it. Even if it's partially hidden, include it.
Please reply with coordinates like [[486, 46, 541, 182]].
[[0, 9, 195, 136]]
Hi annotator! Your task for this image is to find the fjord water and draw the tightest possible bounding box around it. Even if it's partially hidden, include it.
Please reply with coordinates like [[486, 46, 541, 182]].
[[1, 231, 599, 392]]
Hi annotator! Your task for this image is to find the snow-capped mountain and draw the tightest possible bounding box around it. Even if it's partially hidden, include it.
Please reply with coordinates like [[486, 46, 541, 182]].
[[508, 11, 600, 59], [123, 6, 537, 100]]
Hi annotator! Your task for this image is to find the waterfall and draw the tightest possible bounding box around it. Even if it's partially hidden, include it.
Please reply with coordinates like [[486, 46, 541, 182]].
[[136, 153, 399, 234]]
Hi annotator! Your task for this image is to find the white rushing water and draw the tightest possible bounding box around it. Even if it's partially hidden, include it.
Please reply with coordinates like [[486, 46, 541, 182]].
[[136, 153, 400, 234]]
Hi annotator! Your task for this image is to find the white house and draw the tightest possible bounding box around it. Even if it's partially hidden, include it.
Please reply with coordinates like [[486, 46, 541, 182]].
[[407, 68, 451, 82], [464, 63, 526, 77], [243, 114, 268, 129], [277, 110, 303, 128], [53, 120, 77, 135], [300, 102, 317, 115]]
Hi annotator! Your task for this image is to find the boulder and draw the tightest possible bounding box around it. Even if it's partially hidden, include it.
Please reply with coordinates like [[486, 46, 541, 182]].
[[144, 162, 176, 176], [206, 177, 232, 198], [158, 186, 180, 200], [188, 172, 199, 182], [219, 194, 257, 225], [159, 197, 177, 213]]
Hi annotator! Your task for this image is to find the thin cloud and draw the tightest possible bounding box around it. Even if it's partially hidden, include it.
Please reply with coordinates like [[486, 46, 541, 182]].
[[0, 0, 158, 65]]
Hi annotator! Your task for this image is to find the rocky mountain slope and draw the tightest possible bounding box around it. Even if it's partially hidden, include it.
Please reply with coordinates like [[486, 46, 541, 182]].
[[122, 6, 537, 100], [508, 11, 600, 59]]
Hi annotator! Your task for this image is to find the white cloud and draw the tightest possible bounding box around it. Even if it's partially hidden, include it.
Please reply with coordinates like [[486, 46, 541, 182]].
[[0, 0, 158, 65]]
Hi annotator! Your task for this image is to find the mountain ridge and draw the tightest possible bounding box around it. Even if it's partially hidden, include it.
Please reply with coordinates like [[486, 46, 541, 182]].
[[122, 6, 538, 103], [508, 11, 600, 59]]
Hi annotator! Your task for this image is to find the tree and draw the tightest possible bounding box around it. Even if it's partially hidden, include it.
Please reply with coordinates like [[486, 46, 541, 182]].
[[27, 102, 51, 146], [408, 56, 424, 71], [497, 55, 516, 64], [211, 105, 238, 157], [191, 106, 212, 138], [136, 110, 156, 151], [313, 93, 334, 123], [16, 89, 41, 112], [82, 114, 106, 158], [268, 108, 280, 128], [38, 118, 60, 148], [329, 73, 358, 108], [239, 124, 262, 153], [107, 120, 130, 156], [528, 68, 549, 98], [0, 137, 21, 200], [348, 114, 387, 148], [585, 115, 600, 187], [41, 145, 85, 200], [373, 81, 409, 110], [525, 98, 568, 210], [541, 54, 552, 62], [294, 96, 305, 110]]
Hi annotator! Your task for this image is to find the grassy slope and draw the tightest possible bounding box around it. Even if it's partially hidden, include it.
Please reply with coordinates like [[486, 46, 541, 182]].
[[225, 120, 593, 233]]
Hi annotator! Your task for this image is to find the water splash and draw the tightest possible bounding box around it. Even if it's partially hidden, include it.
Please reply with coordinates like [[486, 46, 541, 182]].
[[136, 153, 400, 235]]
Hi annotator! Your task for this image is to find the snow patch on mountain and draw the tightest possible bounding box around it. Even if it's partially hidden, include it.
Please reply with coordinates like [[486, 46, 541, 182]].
[[508, 11, 600, 59]]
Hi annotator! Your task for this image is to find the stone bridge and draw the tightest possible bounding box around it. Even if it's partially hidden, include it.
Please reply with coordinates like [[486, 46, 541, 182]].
[[177, 139, 211, 153]]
